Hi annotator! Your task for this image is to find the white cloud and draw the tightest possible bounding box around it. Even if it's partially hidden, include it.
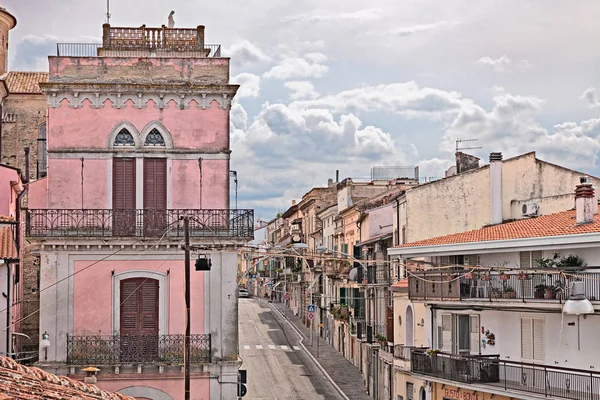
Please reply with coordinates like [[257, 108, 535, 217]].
[[581, 87, 600, 109], [282, 8, 383, 23], [232, 73, 261, 99], [389, 21, 461, 37], [477, 55, 533, 73], [417, 158, 455, 180], [284, 81, 319, 100], [263, 53, 329, 80], [291, 82, 469, 119], [225, 40, 270, 68]]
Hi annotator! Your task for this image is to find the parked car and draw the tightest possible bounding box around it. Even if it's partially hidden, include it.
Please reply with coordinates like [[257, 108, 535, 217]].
[[238, 288, 249, 298]]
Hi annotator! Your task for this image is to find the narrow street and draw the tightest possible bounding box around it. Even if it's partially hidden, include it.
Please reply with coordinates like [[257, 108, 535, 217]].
[[238, 298, 344, 400]]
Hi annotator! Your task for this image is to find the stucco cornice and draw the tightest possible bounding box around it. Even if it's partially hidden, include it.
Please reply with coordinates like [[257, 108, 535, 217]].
[[41, 83, 239, 110]]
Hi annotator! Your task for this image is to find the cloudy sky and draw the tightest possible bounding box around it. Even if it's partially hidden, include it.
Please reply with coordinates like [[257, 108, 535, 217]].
[[6, 0, 600, 219]]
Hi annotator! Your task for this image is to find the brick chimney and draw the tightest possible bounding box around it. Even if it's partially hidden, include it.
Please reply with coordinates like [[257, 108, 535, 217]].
[[489, 152, 503, 225], [575, 180, 595, 225]]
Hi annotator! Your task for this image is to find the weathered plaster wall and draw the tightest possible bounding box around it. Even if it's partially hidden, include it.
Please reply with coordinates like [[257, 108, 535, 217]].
[[367, 203, 394, 239], [97, 376, 210, 400], [47, 101, 228, 151], [0, 166, 18, 217], [48, 56, 230, 84]]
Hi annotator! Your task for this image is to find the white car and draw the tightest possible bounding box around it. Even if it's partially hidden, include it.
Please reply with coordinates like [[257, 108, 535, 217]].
[[238, 288, 249, 298]]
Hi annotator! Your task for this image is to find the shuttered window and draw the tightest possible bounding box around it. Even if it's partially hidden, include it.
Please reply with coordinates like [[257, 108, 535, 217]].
[[440, 314, 452, 351], [120, 278, 159, 335], [143, 158, 167, 210], [521, 317, 544, 361], [520, 251, 543, 268], [470, 315, 480, 354], [113, 158, 136, 209]]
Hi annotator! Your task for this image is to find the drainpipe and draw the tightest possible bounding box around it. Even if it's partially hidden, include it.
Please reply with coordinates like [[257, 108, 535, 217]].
[[198, 158, 203, 209], [395, 197, 401, 246], [5, 258, 10, 357], [24, 148, 30, 184]]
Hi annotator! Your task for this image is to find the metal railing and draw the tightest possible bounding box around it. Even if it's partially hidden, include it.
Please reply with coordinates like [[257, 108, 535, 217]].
[[411, 349, 600, 400], [408, 270, 600, 302], [67, 334, 211, 365], [26, 209, 254, 238], [56, 43, 222, 58]]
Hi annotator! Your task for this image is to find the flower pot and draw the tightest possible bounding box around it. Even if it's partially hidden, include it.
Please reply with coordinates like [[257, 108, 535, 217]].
[[492, 291, 502, 299], [518, 273, 530, 280], [503, 291, 516, 299], [500, 274, 510, 281], [534, 291, 545, 299], [545, 289, 555, 299]]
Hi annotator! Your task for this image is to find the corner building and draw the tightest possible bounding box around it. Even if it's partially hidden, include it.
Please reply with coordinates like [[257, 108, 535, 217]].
[[27, 23, 253, 399]]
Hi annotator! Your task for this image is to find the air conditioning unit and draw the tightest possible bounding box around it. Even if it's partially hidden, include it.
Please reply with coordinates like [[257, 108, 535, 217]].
[[522, 202, 539, 217]]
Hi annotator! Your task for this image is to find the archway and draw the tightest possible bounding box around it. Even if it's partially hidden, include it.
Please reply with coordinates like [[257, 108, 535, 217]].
[[405, 305, 414, 346], [118, 386, 173, 400]]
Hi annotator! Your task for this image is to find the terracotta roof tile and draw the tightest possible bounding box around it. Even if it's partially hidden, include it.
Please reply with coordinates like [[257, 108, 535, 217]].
[[0, 227, 16, 260], [2, 72, 48, 94], [0, 356, 135, 399], [398, 210, 600, 248]]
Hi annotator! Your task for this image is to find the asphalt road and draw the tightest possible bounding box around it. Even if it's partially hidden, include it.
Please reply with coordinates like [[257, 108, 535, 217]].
[[238, 298, 344, 400]]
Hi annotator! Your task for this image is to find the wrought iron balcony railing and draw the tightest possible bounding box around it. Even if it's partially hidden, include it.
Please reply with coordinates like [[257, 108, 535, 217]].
[[408, 270, 600, 302], [67, 334, 211, 365], [26, 209, 254, 239], [411, 349, 600, 400]]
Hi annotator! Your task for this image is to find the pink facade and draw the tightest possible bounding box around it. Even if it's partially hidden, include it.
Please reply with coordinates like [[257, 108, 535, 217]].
[[0, 165, 20, 218], [31, 23, 248, 400]]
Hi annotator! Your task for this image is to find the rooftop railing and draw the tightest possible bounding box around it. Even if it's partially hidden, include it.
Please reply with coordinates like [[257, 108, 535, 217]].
[[411, 349, 600, 400], [408, 269, 600, 302], [56, 43, 222, 58], [26, 209, 254, 239]]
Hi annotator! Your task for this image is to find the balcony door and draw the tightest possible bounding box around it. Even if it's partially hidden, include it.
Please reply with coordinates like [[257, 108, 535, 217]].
[[143, 158, 167, 236], [113, 158, 136, 236], [120, 278, 159, 362]]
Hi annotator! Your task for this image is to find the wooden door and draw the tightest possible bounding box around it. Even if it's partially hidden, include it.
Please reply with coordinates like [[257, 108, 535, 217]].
[[112, 158, 136, 236], [143, 158, 167, 236], [120, 278, 159, 362]]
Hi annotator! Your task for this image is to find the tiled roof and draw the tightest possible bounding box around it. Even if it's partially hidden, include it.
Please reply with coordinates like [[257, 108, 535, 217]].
[[0, 227, 16, 260], [398, 210, 600, 248], [2, 72, 48, 94], [0, 356, 135, 399]]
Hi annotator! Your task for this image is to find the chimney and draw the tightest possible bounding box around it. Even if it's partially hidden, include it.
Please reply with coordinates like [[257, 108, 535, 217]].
[[489, 152, 503, 225], [291, 200, 296, 206], [575, 179, 595, 224], [455, 152, 480, 174], [579, 176, 599, 215], [335, 170, 339, 183]]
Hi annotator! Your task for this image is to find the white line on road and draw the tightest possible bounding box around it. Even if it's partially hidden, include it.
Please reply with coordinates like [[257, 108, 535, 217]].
[[280, 345, 288, 350], [243, 345, 250, 350], [256, 344, 263, 349], [293, 346, 301, 350], [269, 345, 276, 350]]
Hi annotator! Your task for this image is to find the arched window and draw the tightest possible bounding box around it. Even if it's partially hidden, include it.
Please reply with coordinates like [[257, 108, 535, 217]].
[[114, 128, 135, 146], [144, 128, 165, 146]]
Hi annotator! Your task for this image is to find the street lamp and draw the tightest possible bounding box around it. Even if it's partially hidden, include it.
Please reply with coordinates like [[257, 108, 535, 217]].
[[40, 331, 50, 361]]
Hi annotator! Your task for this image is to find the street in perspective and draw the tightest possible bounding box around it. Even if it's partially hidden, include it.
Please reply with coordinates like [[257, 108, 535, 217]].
[[1, 1, 599, 400]]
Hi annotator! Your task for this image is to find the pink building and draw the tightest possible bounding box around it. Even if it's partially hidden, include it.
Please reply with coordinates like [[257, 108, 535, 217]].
[[27, 23, 253, 400], [0, 163, 23, 360]]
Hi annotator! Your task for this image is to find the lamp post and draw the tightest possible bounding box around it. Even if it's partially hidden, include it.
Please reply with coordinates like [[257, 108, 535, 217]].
[[40, 331, 50, 361]]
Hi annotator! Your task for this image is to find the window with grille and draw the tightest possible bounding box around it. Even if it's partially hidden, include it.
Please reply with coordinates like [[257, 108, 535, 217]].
[[37, 122, 47, 178], [145, 128, 165, 146], [406, 382, 414, 400]]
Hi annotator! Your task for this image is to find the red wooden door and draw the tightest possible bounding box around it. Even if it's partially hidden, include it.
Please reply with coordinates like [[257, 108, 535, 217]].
[[120, 278, 159, 362], [112, 158, 136, 236], [143, 158, 167, 235]]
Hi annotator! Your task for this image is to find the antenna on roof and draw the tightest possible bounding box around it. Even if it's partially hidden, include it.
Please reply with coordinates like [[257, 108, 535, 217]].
[[106, 0, 111, 24], [456, 138, 482, 152]]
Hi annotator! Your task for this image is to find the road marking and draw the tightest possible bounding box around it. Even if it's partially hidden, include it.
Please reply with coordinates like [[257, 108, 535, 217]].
[[269, 345, 276, 350], [256, 345, 263, 349], [293, 346, 301, 350], [243, 345, 250, 350], [280, 345, 288, 350]]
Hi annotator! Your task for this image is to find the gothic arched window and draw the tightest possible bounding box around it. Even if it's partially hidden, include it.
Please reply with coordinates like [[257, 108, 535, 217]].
[[144, 128, 166, 146], [114, 128, 135, 146]]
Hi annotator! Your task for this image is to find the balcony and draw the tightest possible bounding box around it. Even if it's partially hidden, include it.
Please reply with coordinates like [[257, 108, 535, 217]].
[[411, 349, 600, 400], [26, 209, 254, 239], [408, 270, 600, 302], [67, 334, 211, 365], [366, 264, 389, 285]]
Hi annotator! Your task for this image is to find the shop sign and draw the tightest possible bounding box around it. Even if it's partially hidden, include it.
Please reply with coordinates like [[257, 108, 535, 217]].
[[443, 388, 479, 400]]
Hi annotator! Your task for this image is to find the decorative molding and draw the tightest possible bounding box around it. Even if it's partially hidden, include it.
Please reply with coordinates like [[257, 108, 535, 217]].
[[106, 120, 142, 149], [48, 151, 230, 160], [140, 121, 173, 149], [47, 91, 232, 110]]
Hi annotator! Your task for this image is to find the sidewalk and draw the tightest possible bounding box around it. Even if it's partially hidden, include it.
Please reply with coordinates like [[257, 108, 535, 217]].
[[271, 301, 372, 400]]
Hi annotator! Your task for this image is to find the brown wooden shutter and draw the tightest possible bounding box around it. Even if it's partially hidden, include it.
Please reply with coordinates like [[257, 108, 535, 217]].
[[143, 158, 167, 210], [113, 158, 136, 210], [120, 278, 159, 335], [120, 279, 141, 335], [140, 280, 159, 333]]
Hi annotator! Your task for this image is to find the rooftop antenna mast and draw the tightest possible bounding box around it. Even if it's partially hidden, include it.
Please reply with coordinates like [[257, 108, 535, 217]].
[[106, 0, 111, 24], [455, 138, 482, 152]]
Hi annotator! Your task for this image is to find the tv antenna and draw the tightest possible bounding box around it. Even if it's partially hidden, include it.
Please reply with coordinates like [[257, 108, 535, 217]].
[[106, 0, 111, 24], [456, 138, 482, 152]]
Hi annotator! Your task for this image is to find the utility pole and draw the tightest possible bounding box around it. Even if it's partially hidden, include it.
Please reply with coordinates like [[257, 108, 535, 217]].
[[183, 217, 191, 400]]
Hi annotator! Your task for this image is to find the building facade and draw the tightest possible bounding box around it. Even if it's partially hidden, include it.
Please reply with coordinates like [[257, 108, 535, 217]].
[[26, 23, 253, 399]]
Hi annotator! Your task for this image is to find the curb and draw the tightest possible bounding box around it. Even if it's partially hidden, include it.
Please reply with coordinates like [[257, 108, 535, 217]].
[[269, 302, 350, 400]]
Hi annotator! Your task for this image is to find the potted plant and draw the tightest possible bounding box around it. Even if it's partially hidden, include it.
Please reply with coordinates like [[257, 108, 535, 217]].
[[375, 334, 387, 345], [503, 286, 516, 299], [426, 349, 440, 357], [518, 272, 531, 280], [545, 286, 555, 299], [499, 273, 510, 281], [556, 255, 586, 272], [491, 288, 502, 299], [534, 284, 547, 299]]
